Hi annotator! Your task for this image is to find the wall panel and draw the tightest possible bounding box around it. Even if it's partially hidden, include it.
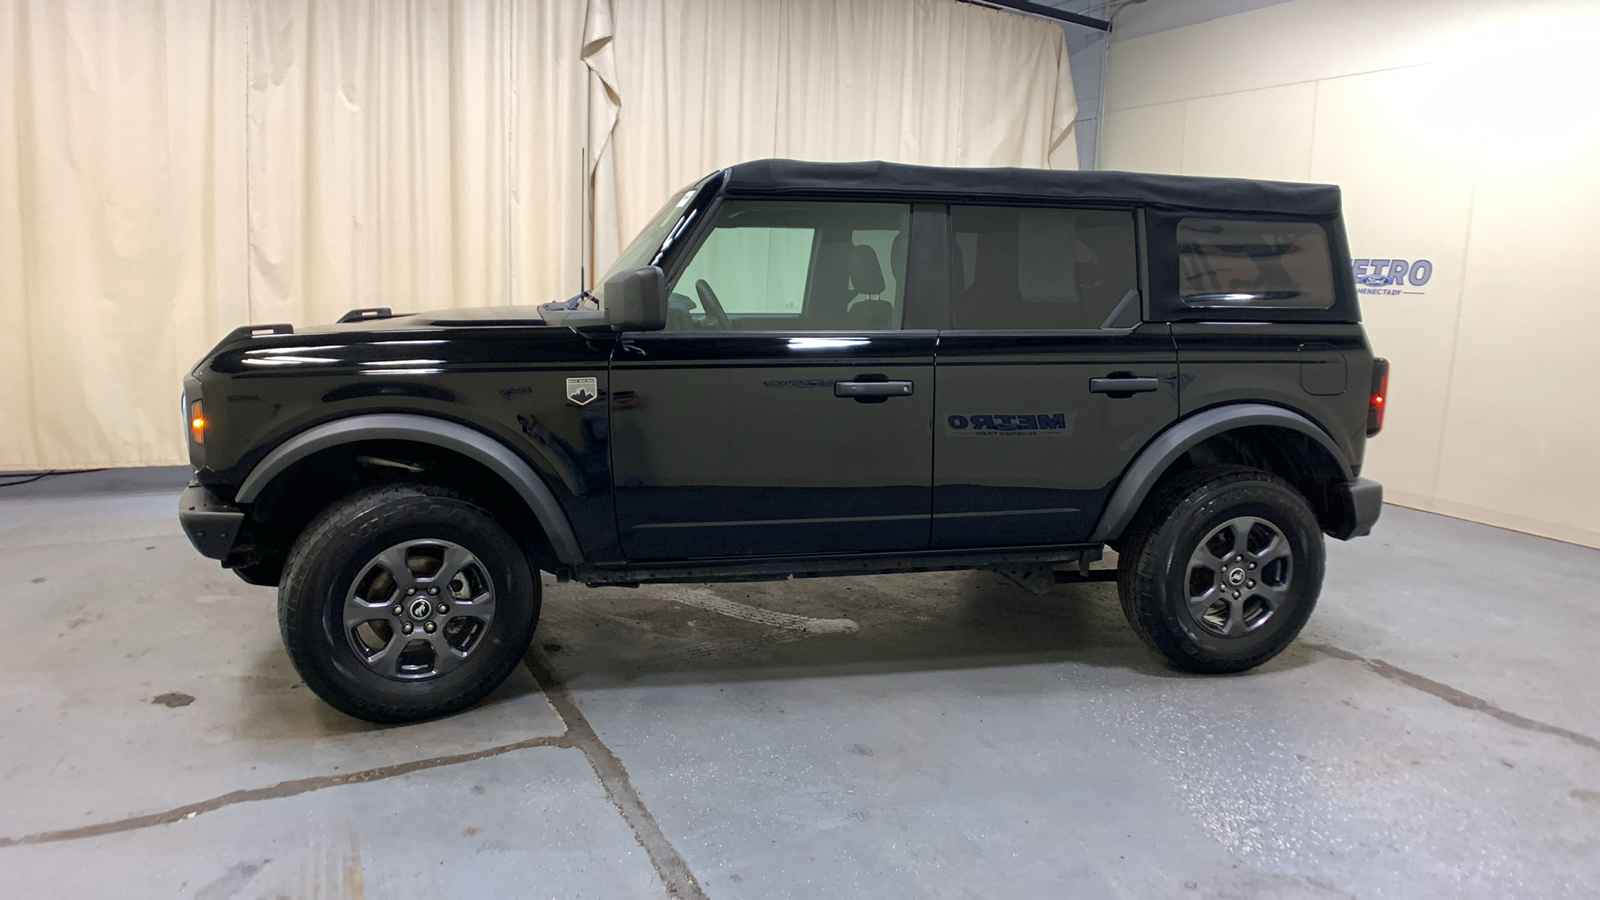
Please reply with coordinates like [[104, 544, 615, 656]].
[[1179, 82, 1315, 182], [1308, 64, 1478, 501], [1100, 102, 1185, 174]]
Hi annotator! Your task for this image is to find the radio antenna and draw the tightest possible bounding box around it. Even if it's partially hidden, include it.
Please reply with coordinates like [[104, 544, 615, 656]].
[[579, 145, 587, 297]]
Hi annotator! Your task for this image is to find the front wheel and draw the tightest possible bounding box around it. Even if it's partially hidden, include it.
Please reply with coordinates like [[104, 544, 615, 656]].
[[278, 483, 541, 723], [1116, 466, 1324, 674]]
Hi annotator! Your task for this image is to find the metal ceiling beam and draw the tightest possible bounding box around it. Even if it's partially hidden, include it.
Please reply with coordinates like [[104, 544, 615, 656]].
[[959, 0, 1113, 32]]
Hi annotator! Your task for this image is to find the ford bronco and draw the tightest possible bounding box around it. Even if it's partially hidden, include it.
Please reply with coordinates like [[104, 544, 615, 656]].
[[179, 160, 1386, 722]]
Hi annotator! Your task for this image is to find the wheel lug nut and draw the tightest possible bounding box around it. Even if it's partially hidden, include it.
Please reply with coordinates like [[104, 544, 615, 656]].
[[428, 586, 439, 595], [424, 622, 436, 634], [402, 623, 413, 634], [1247, 580, 1255, 588], [1248, 562, 1257, 569], [406, 587, 416, 595], [1233, 591, 1241, 599], [392, 605, 402, 616], [437, 603, 449, 614]]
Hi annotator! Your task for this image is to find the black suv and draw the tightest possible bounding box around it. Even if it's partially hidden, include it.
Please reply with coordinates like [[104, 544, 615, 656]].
[[179, 160, 1386, 723]]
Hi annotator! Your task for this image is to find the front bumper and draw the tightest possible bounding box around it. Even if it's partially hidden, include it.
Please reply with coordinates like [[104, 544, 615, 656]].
[[1329, 476, 1383, 540], [178, 483, 245, 559]]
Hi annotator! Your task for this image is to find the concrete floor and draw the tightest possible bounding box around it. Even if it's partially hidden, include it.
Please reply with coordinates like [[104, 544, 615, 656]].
[[2, 472, 1598, 898]]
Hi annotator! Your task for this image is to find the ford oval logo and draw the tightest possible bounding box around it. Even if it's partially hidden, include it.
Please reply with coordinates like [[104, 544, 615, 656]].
[[1358, 273, 1393, 286]]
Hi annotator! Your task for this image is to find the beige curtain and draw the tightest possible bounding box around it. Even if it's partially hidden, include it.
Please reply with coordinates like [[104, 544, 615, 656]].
[[0, 0, 1075, 470], [606, 0, 1077, 250], [245, 0, 590, 324], [1, 0, 248, 468]]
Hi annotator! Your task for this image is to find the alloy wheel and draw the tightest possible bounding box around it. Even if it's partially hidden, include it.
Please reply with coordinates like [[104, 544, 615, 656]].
[[1184, 516, 1293, 638], [342, 539, 497, 679]]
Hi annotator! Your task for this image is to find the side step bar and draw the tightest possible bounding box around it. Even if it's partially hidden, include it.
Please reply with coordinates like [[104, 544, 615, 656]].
[[569, 543, 1105, 587]]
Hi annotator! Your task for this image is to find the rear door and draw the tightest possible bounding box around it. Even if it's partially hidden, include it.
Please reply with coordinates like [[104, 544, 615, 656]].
[[932, 205, 1179, 547], [609, 199, 938, 560]]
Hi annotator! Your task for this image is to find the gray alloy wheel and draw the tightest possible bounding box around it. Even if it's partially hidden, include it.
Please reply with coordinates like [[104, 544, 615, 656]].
[[1184, 516, 1293, 638], [343, 539, 498, 680], [1116, 465, 1323, 674]]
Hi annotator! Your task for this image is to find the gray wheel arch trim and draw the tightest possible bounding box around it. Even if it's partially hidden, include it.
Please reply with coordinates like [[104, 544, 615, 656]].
[[1089, 403, 1354, 543], [235, 413, 584, 565]]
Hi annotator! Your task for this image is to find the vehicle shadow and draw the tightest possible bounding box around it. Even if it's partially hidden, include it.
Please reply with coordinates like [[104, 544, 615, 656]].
[[534, 568, 1319, 689]]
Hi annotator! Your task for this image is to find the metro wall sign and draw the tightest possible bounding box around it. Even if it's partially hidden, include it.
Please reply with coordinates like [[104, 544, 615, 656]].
[[1351, 257, 1433, 296]]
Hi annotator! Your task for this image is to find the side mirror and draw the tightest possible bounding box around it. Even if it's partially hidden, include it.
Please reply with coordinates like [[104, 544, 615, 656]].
[[602, 266, 667, 332]]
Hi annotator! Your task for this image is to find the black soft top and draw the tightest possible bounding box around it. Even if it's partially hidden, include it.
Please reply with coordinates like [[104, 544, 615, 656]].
[[722, 159, 1340, 218]]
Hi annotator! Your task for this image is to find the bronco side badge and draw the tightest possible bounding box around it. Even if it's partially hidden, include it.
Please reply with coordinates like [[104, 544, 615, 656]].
[[565, 376, 598, 406]]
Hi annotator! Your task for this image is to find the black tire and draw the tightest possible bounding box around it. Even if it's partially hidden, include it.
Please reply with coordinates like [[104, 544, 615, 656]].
[[1116, 465, 1323, 674], [278, 483, 541, 723]]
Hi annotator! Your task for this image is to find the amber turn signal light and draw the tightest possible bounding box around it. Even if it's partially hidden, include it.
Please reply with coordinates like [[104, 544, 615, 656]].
[[189, 400, 206, 445]]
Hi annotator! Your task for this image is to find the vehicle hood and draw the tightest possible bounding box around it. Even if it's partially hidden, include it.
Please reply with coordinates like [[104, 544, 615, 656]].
[[294, 304, 556, 334]]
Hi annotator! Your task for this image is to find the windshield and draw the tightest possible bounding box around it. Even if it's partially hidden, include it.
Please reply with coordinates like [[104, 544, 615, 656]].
[[600, 183, 701, 284]]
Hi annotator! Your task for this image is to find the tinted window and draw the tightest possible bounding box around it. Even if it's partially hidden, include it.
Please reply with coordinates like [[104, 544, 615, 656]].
[[1177, 218, 1335, 309], [668, 201, 911, 330], [950, 206, 1138, 330]]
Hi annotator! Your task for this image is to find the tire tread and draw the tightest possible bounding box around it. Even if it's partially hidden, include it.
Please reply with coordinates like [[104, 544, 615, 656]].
[[1116, 465, 1320, 674], [278, 482, 539, 723]]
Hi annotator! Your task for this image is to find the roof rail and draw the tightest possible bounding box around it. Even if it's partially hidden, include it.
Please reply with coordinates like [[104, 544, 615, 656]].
[[222, 323, 294, 342], [337, 307, 395, 323]]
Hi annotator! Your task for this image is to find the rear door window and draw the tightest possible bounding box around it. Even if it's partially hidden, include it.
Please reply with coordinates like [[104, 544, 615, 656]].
[[1177, 218, 1335, 309], [950, 206, 1139, 330]]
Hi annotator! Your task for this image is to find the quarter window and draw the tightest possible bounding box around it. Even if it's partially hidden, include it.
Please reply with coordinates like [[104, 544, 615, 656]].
[[667, 201, 911, 331], [950, 206, 1139, 330], [1177, 218, 1335, 309]]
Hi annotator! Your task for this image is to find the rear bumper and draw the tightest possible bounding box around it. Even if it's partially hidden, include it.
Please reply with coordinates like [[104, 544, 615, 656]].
[[178, 483, 245, 559], [1329, 477, 1383, 540]]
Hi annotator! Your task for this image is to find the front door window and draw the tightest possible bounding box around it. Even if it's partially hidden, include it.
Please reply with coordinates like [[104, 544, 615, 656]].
[[666, 201, 911, 332]]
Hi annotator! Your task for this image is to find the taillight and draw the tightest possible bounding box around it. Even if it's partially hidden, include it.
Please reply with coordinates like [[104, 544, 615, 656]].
[[1367, 358, 1389, 437], [189, 400, 206, 445]]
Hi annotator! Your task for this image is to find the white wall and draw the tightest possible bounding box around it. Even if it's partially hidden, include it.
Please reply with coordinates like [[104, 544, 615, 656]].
[[1102, 0, 1600, 548]]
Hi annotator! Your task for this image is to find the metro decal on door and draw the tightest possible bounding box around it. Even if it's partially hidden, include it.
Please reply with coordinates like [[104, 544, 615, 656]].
[[945, 412, 1075, 437]]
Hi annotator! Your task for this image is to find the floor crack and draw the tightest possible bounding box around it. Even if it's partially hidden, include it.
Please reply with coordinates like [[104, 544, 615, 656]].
[[524, 647, 709, 900], [0, 734, 573, 849], [1305, 641, 1600, 754]]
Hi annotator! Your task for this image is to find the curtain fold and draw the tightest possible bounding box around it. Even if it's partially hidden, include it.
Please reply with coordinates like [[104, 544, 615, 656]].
[[1, 0, 248, 468], [0, 0, 1076, 469], [607, 0, 1077, 249]]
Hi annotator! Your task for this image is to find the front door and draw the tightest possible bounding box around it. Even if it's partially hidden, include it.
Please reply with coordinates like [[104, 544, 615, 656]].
[[933, 204, 1179, 547], [610, 199, 936, 560]]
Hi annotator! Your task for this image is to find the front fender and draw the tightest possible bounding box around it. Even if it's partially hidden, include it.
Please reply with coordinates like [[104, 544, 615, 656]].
[[233, 413, 584, 565]]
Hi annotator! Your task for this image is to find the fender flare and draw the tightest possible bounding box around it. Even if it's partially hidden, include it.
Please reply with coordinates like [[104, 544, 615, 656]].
[[235, 413, 584, 565], [1088, 403, 1354, 543]]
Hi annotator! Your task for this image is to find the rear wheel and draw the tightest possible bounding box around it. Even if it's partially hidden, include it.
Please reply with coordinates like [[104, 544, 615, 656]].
[[1116, 466, 1323, 674], [278, 483, 541, 723]]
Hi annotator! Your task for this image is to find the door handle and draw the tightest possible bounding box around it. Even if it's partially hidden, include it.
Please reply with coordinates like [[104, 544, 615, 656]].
[[1089, 376, 1160, 398], [835, 379, 914, 402]]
